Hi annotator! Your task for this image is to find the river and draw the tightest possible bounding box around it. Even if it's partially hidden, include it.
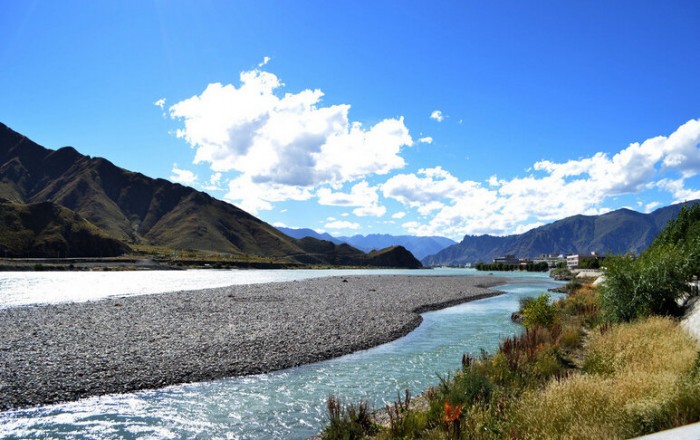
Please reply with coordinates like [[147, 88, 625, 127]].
[[0, 268, 560, 438]]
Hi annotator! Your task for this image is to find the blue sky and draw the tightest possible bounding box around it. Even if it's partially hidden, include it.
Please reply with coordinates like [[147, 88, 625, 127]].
[[2, 1, 699, 240]]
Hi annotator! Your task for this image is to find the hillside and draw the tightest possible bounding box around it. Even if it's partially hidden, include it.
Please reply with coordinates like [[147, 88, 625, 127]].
[[277, 227, 455, 260], [0, 123, 419, 267], [276, 227, 343, 245], [423, 202, 699, 266], [0, 200, 130, 258]]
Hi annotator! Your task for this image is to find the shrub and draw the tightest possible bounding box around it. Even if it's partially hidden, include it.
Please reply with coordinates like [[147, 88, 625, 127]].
[[322, 395, 377, 440], [521, 294, 557, 329], [600, 245, 690, 322]]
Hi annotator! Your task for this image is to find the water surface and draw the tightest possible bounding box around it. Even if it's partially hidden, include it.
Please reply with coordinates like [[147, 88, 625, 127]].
[[0, 267, 544, 308], [0, 270, 559, 439]]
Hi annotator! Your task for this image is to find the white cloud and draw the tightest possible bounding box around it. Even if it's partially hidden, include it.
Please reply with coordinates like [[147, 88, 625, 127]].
[[154, 98, 166, 109], [225, 174, 313, 214], [430, 110, 444, 122], [325, 220, 360, 230], [353, 204, 386, 217], [258, 56, 271, 67], [660, 119, 700, 177], [203, 172, 224, 191], [657, 178, 700, 202], [317, 181, 386, 217], [392, 211, 406, 219], [644, 201, 661, 213], [419, 136, 433, 144], [169, 165, 198, 186], [385, 119, 700, 239], [170, 68, 413, 212]]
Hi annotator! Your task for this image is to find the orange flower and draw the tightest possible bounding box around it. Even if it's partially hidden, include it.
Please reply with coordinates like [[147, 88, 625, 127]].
[[443, 401, 462, 423]]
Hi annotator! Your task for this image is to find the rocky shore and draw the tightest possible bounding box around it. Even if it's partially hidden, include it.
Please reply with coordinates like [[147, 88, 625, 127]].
[[0, 275, 505, 410]]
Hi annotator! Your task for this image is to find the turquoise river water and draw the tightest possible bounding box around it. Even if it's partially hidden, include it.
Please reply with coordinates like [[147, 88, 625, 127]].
[[0, 269, 560, 439]]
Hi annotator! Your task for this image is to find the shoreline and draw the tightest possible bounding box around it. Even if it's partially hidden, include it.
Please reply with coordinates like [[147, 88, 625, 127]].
[[0, 275, 506, 411]]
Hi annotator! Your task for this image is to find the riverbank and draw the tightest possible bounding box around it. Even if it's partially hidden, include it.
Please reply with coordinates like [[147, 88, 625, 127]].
[[0, 275, 505, 411]]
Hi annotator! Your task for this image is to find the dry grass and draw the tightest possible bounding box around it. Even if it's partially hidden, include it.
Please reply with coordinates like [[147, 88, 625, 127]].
[[512, 316, 700, 439]]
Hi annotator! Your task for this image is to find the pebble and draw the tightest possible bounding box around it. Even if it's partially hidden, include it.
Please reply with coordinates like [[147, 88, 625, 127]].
[[0, 275, 505, 410]]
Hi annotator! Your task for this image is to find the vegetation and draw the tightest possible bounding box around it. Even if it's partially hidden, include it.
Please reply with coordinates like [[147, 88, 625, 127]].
[[322, 280, 700, 439], [600, 203, 700, 322], [323, 395, 378, 440], [474, 261, 549, 272], [520, 293, 558, 329], [321, 204, 700, 439]]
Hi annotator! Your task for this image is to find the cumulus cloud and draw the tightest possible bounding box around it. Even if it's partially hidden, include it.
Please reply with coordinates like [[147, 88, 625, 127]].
[[392, 211, 406, 219], [169, 68, 412, 213], [419, 136, 433, 144], [169, 165, 198, 186], [657, 178, 700, 202], [317, 181, 386, 217], [154, 98, 166, 109], [386, 119, 700, 238], [325, 220, 360, 230], [430, 110, 444, 122], [202, 172, 224, 191]]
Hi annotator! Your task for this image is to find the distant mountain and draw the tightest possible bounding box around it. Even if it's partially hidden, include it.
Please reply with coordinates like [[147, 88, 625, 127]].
[[336, 234, 456, 260], [423, 202, 699, 266], [276, 227, 343, 245], [276, 228, 456, 260], [292, 238, 421, 268], [0, 200, 130, 258], [0, 123, 419, 268]]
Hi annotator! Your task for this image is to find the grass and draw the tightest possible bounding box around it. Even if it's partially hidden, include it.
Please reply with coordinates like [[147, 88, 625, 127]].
[[513, 316, 700, 439], [321, 281, 700, 439]]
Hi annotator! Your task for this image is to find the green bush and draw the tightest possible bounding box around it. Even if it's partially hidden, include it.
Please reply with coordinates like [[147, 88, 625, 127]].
[[600, 244, 690, 322], [521, 294, 557, 329]]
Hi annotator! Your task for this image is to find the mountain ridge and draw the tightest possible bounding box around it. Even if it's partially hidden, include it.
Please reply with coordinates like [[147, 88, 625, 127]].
[[422, 202, 699, 266], [276, 227, 456, 260]]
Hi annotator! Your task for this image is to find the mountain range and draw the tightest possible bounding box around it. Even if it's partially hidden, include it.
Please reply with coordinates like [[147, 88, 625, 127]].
[[276, 227, 456, 260], [423, 201, 699, 266], [0, 123, 420, 268]]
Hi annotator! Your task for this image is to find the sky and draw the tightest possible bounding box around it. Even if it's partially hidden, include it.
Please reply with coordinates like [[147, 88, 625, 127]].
[[1, 1, 700, 241]]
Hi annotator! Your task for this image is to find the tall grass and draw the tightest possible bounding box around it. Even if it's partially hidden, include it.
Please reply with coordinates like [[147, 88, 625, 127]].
[[512, 316, 700, 439]]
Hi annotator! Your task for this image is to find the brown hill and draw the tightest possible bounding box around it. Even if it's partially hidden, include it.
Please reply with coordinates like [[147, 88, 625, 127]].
[[0, 123, 421, 267], [0, 200, 130, 258]]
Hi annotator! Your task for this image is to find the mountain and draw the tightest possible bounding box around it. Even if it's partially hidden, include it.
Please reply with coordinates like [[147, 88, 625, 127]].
[[276, 227, 455, 260], [276, 227, 343, 245], [336, 234, 456, 260], [0, 123, 420, 268], [292, 238, 421, 268], [423, 202, 699, 266], [0, 200, 130, 258]]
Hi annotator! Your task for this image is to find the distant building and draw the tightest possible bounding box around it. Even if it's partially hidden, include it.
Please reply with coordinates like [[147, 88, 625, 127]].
[[493, 255, 519, 265], [534, 253, 567, 268], [567, 252, 599, 269]]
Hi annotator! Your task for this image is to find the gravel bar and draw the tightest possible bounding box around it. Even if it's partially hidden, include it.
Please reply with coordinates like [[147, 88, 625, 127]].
[[0, 275, 506, 410]]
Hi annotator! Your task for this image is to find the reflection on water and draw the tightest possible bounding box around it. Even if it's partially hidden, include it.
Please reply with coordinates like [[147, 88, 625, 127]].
[[0, 273, 560, 439]]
